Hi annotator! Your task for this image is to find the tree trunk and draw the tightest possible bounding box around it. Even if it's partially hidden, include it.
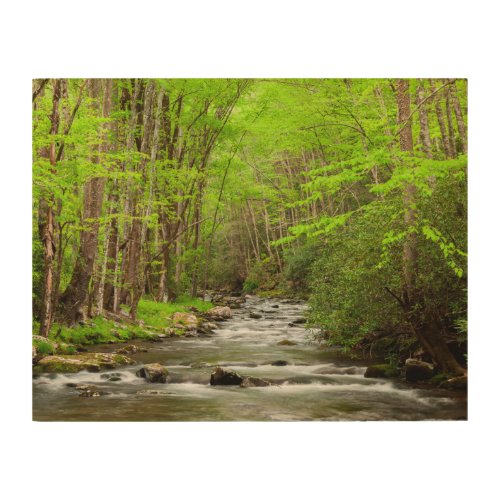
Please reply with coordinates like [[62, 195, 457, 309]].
[[444, 81, 457, 158], [129, 81, 155, 320], [102, 184, 119, 310], [449, 79, 467, 154], [59, 79, 113, 325], [396, 79, 465, 375], [429, 79, 453, 159], [416, 82, 433, 159], [39, 79, 62, 337]]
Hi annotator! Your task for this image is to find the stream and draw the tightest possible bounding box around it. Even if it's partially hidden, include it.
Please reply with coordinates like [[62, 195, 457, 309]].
[[32, 296, 467, 421]]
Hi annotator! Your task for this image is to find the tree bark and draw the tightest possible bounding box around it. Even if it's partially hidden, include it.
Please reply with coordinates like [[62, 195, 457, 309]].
[[416, 82, 433, 159], [59, 79, 113, 325], [396, 79, 465, 375], [39, 79, 62, 337], [444, 81, 457, 158], [128, 80, 155, 320], [429, 79, 453, 159], [449, 79, 467, 154]]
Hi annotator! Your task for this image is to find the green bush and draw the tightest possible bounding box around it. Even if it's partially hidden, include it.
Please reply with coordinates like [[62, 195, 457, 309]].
[[243, 279, 259, 293], [283, 240, 320, 293], [35, 340, 55, 355]]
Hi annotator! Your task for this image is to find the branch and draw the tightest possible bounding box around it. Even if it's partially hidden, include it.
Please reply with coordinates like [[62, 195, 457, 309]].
[[56, 79, 88, 162], [394, 78, 457, 137], [299, 121, 371, 143], [32, 79, 49, 103], [383, 286, 406, 309]]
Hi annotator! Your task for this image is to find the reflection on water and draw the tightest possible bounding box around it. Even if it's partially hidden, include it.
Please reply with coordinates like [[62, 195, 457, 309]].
[[32, 297, 467, 421]]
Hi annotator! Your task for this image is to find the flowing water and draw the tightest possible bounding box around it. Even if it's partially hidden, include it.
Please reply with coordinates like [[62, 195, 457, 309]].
[[32, 297, 467, 421]]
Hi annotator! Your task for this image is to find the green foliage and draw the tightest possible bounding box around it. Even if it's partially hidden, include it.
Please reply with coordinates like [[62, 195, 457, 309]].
[[32, 78, 467, 366], [34, 340, 55, 355], [283, 240, 320, 293], [243, 279, 259, 293], [308, 210, 403, 350], [136, 296, 213, 329]]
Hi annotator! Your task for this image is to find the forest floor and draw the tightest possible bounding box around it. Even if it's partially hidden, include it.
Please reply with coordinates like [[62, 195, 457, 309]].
[[32, 296, 216, 356]]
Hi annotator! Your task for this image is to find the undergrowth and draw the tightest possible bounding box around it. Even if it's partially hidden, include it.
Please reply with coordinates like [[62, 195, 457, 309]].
[[32, 296, 214, 346]]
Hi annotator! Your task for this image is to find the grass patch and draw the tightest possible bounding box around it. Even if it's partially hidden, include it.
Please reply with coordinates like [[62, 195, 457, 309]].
[[33, 339, 55, 355], [256, 289, 290, 299], [33, 296, 214, 347], [136, 295, 213, 329], [43, 315, 154, 346]]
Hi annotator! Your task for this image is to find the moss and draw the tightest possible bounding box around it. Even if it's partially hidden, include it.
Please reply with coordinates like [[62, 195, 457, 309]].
[[35, 353, 135, 373], [430, 373, 450, 385], [257, 289, 287, 299], [364, 364, 399, 379], [277, 339, 298, 346], [37, 360, 84, 373]]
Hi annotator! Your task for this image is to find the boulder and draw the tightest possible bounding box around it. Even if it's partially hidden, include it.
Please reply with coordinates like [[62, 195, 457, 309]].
[[223, 296, 246, 305], [240, 376, 273, 388], [100, 372, 122, 381], [35, 353, 135, 373], [291, 318, 306, 325], [172, 312, 198, 330], [163, 328, 177, 337], [440, 375, 467, 390], [364, 364, 399, 379], [75, 384, 107, 397], [277, 339, 298, 346], [249, 312, 262, 319], [115, 344, 147, 355], [197, 322, 216, 335], [270, 304, 279, 308], [136, 363, 169, 383], [404, 358, 434, 382], [209, 367, 244, 386], [270, 360, 288, 366], [206, 306, 232, 321]]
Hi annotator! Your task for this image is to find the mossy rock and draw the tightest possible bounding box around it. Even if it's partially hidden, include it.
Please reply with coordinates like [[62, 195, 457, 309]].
[[439, 375, 467, 390], [35, 353, 135, 373], [364, 364, 399, 379], [136, 363, 169, 383], [277, 339, 298, 346]]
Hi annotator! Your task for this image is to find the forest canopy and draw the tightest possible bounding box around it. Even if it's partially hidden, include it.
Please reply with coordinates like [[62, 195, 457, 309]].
[[32, 78, 467, 375]]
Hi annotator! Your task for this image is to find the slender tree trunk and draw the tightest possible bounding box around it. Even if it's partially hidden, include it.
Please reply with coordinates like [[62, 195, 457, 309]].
[[103, 184, 119, 310], [39, 79, 62, 337], [416, 82, 433, 159], [429, 79, 453, 159], [444, 81, 457, 158], [449, 79, 467, 154], [190, 186, 203, 297], [129, 81, 155, 320]]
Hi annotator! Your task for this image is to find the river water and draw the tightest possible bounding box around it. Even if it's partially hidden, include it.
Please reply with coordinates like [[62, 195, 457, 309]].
[[32, 296, 467, 421]]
